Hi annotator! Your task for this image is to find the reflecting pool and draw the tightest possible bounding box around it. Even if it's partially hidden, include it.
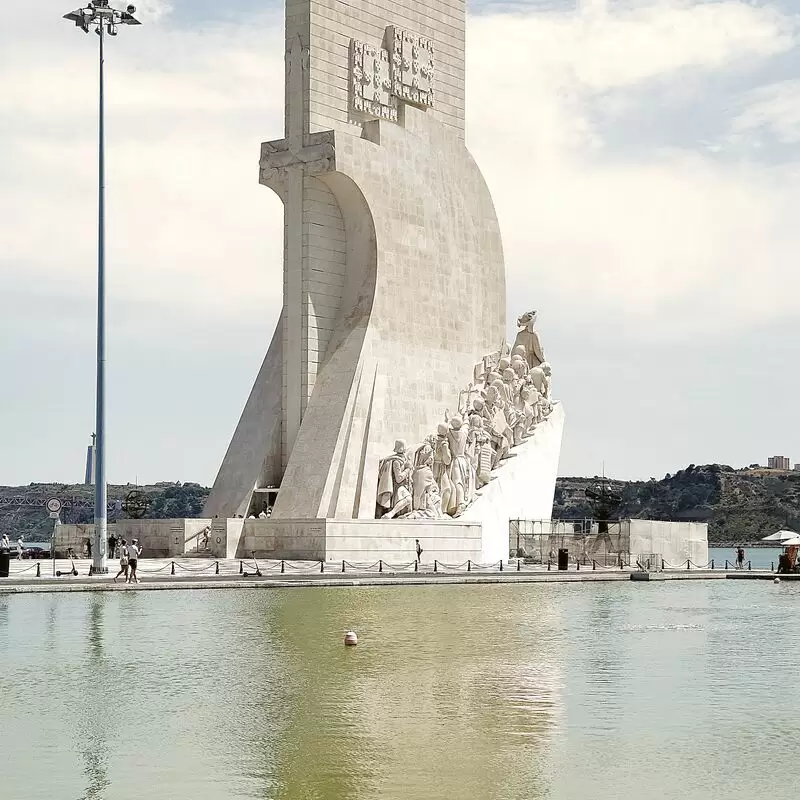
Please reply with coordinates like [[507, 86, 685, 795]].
[[1, 580, 798, 799]]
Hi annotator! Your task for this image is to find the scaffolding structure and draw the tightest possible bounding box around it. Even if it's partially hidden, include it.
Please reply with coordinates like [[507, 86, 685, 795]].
[[509, 519, 631, 567]]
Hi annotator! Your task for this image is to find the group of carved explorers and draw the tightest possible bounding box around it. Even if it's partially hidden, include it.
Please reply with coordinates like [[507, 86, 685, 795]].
[[376, 312, 553, 520]]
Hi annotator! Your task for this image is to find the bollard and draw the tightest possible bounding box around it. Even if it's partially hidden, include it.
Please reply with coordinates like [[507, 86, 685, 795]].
[[320, 560, 324, 573], [661, 559, 665, 571], [748, 560, 751, 571], [711, 559, 714, 570], [577, 560, 580, 571], [239, 561, 243, 575], [379, 560, 383, 573], [467, 560, 471, 572], [547, 560, 551, 571], [215, 561, 219, 575], [725, 559, 729, 569], [687, 559, 690, 570], [171, 561, 175, 576], [517, 559, 521, 572], [36, 562, 41, 577], [280, 560, 285, 574], [499, 560, 503, 572], [342, 560, 346, 573], [414, 560, 418, 572], [772, 561, 775, 572], [592, 560, 596, 571], [434, 560, 438, 573]]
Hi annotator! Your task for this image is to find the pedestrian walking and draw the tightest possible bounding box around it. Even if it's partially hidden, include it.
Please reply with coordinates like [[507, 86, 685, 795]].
[[127, 539, 142, 583], [114, 539, 129, 583], [108, 534, 117, 559], [736, 546, 745, 570], [16, 537, 24, 560], [415, 538, 423, 563]]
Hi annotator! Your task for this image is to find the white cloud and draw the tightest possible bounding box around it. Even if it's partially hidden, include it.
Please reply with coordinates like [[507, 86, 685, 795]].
[[3, 0, 800, 483], [733, 79, 800, 143], [0, 5, 286, 318], [465, 0, 800, 338]]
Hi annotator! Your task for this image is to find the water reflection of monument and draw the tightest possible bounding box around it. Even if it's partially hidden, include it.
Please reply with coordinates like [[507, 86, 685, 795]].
[[261, 587, 564, 799]]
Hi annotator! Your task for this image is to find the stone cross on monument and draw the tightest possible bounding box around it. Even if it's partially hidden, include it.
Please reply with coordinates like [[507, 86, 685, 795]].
[[259, 33, 336, 456], [203, 0, 565, 562]]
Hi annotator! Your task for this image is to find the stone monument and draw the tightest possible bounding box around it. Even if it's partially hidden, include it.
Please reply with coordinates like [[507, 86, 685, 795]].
[[203, 0, 565, 562]]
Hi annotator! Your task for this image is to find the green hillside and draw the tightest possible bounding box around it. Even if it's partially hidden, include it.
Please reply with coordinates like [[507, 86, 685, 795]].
[[3, 464, 798, 544]]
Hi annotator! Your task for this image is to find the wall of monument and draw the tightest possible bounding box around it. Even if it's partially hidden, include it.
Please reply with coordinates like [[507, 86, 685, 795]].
[[289, 0, 467, 138]]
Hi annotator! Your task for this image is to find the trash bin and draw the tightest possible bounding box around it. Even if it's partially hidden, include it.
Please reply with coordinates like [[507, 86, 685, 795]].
[[0, 550, 10, 578], [558, 548, 569, 571]]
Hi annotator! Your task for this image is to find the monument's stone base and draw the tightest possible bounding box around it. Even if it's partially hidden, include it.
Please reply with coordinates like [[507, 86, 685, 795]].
[[226, 518, 483, 563]]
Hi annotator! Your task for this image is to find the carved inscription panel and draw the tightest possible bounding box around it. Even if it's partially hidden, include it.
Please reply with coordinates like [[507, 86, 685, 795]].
[[350, 26, 434, 122], [351, 40, 398, 122], [388, 27, 434, 108]]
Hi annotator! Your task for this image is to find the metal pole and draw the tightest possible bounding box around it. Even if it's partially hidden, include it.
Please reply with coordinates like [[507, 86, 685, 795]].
[[93, 20, 108, 575]]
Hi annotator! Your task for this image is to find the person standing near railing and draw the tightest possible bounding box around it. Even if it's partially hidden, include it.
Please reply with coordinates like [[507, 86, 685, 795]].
[[736, 546, 745, 570]]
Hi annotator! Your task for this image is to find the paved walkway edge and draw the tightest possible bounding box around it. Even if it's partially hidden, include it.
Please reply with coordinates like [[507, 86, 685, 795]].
[[0, 569, 770, 594]]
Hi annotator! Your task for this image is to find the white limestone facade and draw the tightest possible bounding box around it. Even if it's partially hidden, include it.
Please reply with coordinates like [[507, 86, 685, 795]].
[[203, 0, 564, 560]]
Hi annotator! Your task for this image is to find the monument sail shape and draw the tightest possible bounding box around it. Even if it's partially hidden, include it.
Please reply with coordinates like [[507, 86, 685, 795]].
[[204, 0, 565, 560]]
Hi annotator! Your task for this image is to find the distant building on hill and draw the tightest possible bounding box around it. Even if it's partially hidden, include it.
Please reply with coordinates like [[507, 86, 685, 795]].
[[768, 455, 791, 470]]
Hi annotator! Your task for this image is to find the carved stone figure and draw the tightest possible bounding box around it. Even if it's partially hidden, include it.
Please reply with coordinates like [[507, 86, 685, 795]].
[[433, 423, 454, 515], [529, 366, 545, 395], [513, 311, 545, 369], [408, 444, 443, 519], [468, 414, 493, 488], [376, 439, 412, 518], [540, 362, 552, 400], [502, 368, 517, 403], [446, 414, 472, 515], [481, 387, 512, 466]]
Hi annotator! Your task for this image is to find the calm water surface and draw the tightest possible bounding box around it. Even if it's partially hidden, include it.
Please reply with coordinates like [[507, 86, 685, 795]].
[[2, 581, 798, 800], [709, 546, 782, 569]]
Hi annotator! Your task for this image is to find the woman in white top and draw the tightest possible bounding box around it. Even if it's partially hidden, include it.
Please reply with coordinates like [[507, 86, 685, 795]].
[[113, 539, 129, 583]]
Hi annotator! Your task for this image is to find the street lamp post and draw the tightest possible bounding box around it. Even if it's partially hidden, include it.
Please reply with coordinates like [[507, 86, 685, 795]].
[[63, 1, 141, 575]]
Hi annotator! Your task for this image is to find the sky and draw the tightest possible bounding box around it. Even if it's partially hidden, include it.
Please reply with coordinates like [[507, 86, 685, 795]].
[[2, 0, 800, 487]]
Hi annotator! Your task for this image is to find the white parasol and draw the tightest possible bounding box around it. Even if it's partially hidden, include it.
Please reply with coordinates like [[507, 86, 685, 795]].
[[761, 530, 799, 543], [779, 537, 800, 547]]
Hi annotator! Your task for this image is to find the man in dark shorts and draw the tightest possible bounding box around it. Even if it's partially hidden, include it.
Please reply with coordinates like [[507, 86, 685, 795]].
[[736, 546, 745, 570], [127, 538, 141, 584]]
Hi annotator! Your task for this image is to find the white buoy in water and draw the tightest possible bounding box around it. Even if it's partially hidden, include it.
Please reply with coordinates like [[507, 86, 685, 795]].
[[344, 631, 358, 646], [774, 577, 781, 584]]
